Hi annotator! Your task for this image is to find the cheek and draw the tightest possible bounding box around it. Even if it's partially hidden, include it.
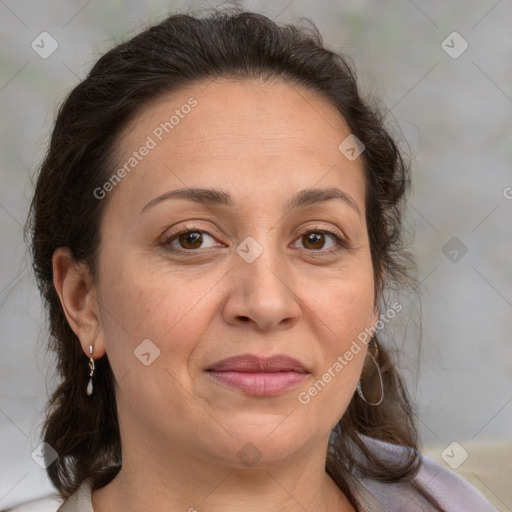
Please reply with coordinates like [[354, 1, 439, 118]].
[[95, 251, 217, 378], [308, 260, 376, 353], [296, 263, 375, 419]]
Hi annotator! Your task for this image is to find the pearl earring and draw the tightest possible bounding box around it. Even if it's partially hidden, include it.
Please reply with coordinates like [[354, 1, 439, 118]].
[[87, 345, 95, 396]]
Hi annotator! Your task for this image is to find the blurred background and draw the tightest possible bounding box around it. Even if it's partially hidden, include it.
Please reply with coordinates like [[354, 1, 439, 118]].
[[1, 0, 511, 510]]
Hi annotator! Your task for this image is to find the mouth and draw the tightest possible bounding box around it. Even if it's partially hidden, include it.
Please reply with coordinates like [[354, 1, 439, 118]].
[[206, 354, 309, 396]]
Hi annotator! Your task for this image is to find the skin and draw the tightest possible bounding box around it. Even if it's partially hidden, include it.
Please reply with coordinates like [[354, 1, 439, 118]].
[[53, 77, 379, 512]]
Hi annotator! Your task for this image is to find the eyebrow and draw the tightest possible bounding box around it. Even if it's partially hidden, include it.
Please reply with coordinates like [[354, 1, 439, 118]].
[[141, 186, 361, 217]]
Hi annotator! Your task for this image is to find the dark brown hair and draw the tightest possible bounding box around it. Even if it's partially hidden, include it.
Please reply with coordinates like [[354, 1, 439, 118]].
[[27, 6, 419, 505]]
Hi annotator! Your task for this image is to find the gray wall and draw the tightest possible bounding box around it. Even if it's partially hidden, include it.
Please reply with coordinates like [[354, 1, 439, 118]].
[[1, 0, 511, 507]]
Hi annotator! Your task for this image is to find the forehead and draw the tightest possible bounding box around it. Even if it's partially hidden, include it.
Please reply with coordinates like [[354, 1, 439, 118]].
[[117, 77, 353, 159], [107, 77, 366, 215]]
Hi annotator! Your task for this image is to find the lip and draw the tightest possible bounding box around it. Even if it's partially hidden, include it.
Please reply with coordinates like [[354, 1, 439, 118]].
[[206, 354, 309, 396], [208, 354, 308, 373]]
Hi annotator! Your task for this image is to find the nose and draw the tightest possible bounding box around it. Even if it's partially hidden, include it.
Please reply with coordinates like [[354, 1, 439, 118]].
[[222, 240, 302, 332]]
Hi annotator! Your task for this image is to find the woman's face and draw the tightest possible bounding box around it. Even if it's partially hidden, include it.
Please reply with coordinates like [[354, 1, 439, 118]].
[[92, 78, 378, 468]]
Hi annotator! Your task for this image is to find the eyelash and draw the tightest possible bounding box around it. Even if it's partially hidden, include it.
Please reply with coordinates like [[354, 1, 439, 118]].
[[162, 225, 349, 254]]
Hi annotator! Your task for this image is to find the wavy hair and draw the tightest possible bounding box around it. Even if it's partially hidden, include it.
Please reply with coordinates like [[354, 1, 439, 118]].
[[27, 6, 420, 505]]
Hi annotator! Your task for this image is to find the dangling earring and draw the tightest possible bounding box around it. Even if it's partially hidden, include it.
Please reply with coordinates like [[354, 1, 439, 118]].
[[86, 345, 95, 396], [357, 343, 384, 406]]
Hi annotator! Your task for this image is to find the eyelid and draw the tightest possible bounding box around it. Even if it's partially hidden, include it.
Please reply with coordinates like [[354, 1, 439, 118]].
[[296, 224, 345, 239]]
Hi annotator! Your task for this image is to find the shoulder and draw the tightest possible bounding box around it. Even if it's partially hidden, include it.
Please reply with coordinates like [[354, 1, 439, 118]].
[[55, 481, 92, 512], [4, 480, 93, 512], [353, 436, 499, 512]]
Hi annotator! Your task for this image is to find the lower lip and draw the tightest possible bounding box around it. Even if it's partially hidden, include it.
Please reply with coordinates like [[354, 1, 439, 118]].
[[207, 371, 308, 396]]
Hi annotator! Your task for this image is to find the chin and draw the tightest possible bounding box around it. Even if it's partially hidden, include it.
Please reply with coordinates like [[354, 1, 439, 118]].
[[201, 420, 317, 469]]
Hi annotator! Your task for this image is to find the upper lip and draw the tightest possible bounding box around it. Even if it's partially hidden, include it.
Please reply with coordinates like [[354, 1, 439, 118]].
[[207, 354, 308, 374]]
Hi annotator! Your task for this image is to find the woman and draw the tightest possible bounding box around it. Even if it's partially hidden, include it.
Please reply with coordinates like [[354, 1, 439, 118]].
[[26, 7, 498, 512]]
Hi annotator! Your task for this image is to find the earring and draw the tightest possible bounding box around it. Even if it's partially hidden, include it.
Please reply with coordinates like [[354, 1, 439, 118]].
[[357, 344, 384, 406], [86, 345, 95, 396]]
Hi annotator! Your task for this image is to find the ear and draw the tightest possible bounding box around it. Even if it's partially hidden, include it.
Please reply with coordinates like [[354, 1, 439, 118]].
[[52, 247, 105, 359]]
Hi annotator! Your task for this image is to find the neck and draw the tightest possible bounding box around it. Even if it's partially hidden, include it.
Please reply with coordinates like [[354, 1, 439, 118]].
[[91, 423, 355, 512], [93, 466, 353, 512]]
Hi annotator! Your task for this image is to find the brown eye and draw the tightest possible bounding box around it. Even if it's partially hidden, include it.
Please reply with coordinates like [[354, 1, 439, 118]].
[[293, 229, 347, 252], [164, 228, 221, 252], [302, 232, 326, 250], [177, 231, 203, 249]]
